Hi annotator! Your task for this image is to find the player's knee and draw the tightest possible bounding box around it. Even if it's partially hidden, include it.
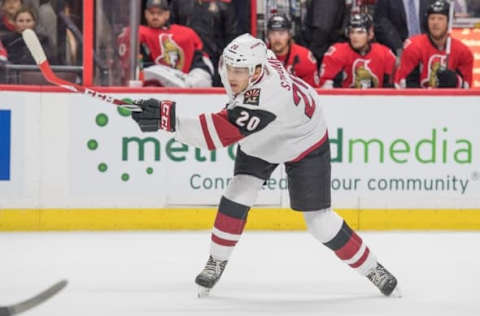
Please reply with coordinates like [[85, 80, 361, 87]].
[[303, 208, 344, 243], [223, 174, 264, 207]]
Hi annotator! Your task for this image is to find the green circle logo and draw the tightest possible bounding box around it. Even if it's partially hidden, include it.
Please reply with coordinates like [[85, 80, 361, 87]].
[[121, 173, 130, 182], [87, 139, 98, 150], [98, 163, 108, 172], [96, 113, 108, 127]]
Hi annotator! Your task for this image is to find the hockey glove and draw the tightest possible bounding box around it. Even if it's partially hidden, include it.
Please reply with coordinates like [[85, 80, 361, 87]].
[[131, 98, 176, 132], [436, 68, 458, 88]]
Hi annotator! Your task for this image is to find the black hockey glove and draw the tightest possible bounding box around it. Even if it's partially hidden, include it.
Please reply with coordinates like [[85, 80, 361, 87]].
[[131, 98, 176, 132], [436, 68, 458, 88]]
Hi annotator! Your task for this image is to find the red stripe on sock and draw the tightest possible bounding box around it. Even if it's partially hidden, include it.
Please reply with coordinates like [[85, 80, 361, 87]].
[[335, 231, 362, 261], [350, 247, 370, 268], [211, 233, 238, 247], [214, 212, 246, 235]]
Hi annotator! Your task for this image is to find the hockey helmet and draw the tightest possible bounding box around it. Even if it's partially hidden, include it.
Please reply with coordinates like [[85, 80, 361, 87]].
[[427, 0, 450, 18], [219, 34, 268, 97], [146, 0, 169, 10], [221, 33, 267, 76], [267, 14, 292, 32], [348, 13, 373, 31]]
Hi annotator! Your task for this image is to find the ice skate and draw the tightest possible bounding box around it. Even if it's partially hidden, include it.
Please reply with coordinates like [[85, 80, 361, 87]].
[[367, 263, 401, 297], [195, 255, 228, 298]]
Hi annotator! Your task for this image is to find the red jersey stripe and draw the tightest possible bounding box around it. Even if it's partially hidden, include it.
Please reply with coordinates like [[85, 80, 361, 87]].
[[199, 114, 215, 150], [212, 110, 244, 147], [290, 132, 328, 162]]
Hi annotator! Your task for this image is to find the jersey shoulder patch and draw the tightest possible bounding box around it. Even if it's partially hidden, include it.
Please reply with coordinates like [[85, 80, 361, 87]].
[[227, 106, 276, 136], [243, 88, 261, 106]]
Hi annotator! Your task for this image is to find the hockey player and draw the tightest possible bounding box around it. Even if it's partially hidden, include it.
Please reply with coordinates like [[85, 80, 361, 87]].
[[394, 0, 473, 88], [319, 13, 396, 88], [266, 14, 320, 88], [129, 33, 399, 298], [117, 0, 213, 87]]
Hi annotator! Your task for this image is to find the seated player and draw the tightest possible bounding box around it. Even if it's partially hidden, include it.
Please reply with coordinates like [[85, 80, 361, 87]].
[[266, 13, 320, 87], [395, 0, 473, 88], [117, 0, 213, 87], [319, 13, 396, 89]]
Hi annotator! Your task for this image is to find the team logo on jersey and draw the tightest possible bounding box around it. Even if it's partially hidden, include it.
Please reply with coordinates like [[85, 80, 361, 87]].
[[156, 34, 185, 70], [351, 59, 379, 88], [325, 46, 336, 56], [423, 54, 447, 88], [243, 88, 261, 106]]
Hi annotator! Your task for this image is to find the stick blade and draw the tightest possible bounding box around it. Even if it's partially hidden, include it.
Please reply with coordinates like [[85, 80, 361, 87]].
[[7, 280, 68, 315], [22, 29, 47, 65]]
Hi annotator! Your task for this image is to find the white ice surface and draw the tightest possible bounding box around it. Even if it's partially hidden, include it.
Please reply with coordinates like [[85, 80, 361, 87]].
[[1, 231, 479, 316]]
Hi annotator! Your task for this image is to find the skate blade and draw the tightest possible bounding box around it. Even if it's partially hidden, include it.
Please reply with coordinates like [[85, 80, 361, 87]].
[[389, 286, 402, 298], [197, 286, 211, 298]]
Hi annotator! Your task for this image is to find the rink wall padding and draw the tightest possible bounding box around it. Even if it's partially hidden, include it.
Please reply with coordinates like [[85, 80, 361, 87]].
[[1, 87, 480, 231]]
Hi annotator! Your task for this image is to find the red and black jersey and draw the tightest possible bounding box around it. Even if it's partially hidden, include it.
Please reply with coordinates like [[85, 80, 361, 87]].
[[138, 24, 204, 73], [319, 42, 396, 88], [275, 43, 320, 88], [117, 24, 207, 75], [395, 34, 474, 88]]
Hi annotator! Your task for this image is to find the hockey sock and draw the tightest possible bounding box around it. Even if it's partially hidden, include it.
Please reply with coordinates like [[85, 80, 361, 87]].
[[210, 196, 250, 261], [304, 209, 377, 276]]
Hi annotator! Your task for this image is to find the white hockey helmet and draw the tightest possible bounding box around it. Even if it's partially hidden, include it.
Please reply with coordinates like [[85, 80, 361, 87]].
[[221, 33, 267, 76], [219, 33, 267, 96]]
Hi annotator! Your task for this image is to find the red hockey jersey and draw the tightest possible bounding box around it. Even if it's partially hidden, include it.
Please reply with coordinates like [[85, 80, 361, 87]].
[[117, 24, 205, 74], [320, 42, 396, 88], [275, 43, 320, 88], [395, 34, 473, 88]]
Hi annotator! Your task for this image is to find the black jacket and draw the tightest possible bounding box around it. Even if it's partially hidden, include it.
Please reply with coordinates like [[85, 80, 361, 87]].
[[1, 31, 54, 65], [170, 0, 240, 63], [304, 0, 346, 64], [374, 0, 434, 53]]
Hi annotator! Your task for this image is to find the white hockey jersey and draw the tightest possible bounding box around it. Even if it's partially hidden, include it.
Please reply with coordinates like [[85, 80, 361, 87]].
[[174, 54, 328, 164]]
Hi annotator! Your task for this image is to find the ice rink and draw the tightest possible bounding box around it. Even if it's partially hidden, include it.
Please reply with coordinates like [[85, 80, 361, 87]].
[[1, 231, 479, 316]]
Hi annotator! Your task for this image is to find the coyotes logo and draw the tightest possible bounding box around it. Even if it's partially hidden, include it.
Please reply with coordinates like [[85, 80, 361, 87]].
[[155, 34, 185, 70], [351, 59, 378, 88], [243, 88, 261, 106], [423, 54, 447, 88]]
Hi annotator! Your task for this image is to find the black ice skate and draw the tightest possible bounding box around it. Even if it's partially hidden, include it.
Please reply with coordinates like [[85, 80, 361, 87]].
[[195, 255, 228, 297], [367, 263, 401, 297]]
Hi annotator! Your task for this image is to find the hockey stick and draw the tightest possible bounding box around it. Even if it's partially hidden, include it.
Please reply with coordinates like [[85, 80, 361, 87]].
[[0, 280, 68, 316], [445, 0, 455, 67], [22, 29, 142, 112]]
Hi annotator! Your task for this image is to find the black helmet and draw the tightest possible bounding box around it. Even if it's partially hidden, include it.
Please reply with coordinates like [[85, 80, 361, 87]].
[[146, 0, 169, 10], [267, 14, 292, 31], [348, 13, 373, 31], [427, 0, 450, 18]]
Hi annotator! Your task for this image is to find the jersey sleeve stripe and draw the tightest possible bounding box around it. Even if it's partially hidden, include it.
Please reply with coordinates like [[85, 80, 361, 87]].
[[211, 110, 244, 147], [205, 113, 225, 149], [199, 114, 215, 150]]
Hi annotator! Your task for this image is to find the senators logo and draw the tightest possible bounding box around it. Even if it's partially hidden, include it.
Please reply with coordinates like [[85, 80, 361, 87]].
[[155, 34, 185, 70], [243, 88, 261, 106], [352, 59, 378, 88], [424, 54, 447, 88]]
